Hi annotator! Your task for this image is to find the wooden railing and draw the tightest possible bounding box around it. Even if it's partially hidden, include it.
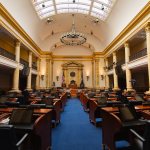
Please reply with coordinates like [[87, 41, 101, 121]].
[[129, 48, 147, 61], [0, 47, 15, 60]]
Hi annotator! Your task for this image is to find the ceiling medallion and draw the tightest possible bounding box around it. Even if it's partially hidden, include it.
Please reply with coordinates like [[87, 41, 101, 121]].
[[60, 14, 86, 46]]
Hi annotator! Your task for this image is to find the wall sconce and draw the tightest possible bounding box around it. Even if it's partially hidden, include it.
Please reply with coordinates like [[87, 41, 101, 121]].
[[56, 76, 59, 81], [41, 75, 44, 80], [86, 75, 89, 81], [101, 75, 104, 80]]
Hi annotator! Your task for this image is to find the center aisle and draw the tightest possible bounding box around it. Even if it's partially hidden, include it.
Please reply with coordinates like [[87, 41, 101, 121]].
[[52, 97, 102, 150]]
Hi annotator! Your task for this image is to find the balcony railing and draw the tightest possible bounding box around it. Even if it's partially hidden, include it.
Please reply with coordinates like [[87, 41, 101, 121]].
[[0, 47, 15, 61], [20, 58, 29, 67], [32, 62, 37, 70], [107, 64, 113, 70], [117, 60, 125, 66], [129, 48, 147, 61]]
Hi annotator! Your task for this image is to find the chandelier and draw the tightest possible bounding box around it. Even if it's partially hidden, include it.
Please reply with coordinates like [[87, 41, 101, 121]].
[[60, 14, 86, 46]]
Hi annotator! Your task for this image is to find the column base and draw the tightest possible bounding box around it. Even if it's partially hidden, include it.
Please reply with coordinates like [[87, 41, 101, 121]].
[[126, 88, 135, 92], [112, 87, 120, 91], [8, 89, 22, 93], [25, 88, 32, 91], [145, 90, 150, 95]]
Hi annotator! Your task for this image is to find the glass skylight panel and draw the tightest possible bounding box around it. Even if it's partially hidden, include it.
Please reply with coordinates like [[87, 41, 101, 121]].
[[57, 9, 68, 13], [39, 6, 54, 15], [78, 9, 88, 14], [78, 4, 90, 10], [56, 4, 69, 9], [32, 0, 116, 21]]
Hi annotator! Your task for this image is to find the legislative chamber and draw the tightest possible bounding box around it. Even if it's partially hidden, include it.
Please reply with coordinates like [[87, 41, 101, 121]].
[[0, 0, 150, 150]]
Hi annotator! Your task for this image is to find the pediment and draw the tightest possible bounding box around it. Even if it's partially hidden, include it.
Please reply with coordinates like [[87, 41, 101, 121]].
[[62, 61, 84, 67]]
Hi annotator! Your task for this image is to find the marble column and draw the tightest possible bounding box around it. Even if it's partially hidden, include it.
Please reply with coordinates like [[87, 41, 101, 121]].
[[124, 42, 133, 91], [46, 59, 50, 89], [26, 51, 32, 90], [145, 25, 150, 93], [36, 58, 40, 90], [105, 58, 109, 89], [113, 52, 119, 90], [12, 41, 21, 92], [92, 60, 95, 88], [95, 59, 100, 88], [49, 59, 52, 88], [51, 60, 54, 86]]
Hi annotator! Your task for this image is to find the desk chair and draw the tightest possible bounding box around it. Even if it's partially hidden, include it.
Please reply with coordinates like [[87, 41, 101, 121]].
[[0, 124, 28, 150], [130, 121, 150, 150]]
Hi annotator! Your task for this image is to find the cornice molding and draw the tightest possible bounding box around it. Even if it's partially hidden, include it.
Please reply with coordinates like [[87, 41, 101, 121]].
[[52, 55, 93, 59], [103, 1, 150, 55], [0, 4, 42, 55]]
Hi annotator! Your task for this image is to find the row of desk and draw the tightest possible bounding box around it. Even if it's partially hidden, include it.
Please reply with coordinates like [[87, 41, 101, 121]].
[[0, 107, 52, 150]]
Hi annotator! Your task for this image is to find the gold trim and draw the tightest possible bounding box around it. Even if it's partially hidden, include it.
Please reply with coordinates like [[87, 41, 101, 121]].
[[0, 4, 42, 55], [52, 55, 93, 59], [104, 1, 150, 54]]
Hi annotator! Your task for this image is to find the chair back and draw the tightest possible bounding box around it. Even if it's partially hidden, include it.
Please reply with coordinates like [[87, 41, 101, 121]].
[[0, 124, 18, 150], [118, 104, 138, 122], [9, 108, 33, 125]]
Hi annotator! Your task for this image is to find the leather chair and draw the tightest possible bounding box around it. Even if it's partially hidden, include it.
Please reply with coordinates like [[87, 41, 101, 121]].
[[0, 124, 29, 150], [130, 121, 150, 150]]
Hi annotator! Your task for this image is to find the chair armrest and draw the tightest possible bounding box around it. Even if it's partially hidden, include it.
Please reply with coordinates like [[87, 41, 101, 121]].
[[16, 133, 29, 147], [130, 129, 145, 142]]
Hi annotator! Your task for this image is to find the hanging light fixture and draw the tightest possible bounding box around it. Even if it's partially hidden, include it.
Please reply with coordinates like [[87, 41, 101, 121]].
[[60, 14, 86, 46]]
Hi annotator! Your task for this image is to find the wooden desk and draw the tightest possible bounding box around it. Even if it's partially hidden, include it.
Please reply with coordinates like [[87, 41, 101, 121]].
[[0, 107, 51, 114], [102, 105, 150, 113], [0, 108, 52, 150]]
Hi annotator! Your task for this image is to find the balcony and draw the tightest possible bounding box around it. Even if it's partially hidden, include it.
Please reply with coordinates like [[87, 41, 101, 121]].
[[0, 48, 15, 60], [129, 48, 147, 61], [32, 62, 37, 70], [107, 64, 113, 70], [20, 58, 28, 67]]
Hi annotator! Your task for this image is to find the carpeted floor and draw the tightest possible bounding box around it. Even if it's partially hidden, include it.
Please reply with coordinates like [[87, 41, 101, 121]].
[[52, 97, 130, 150], [52, 97, 102, 150]]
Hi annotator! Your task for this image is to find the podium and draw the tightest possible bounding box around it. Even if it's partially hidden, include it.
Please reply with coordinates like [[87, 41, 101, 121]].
[[68, 84, 77, 89]]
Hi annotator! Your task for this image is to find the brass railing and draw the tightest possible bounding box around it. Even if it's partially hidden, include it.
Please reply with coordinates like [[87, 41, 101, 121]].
[[0, 47, 15, 60], [129, 48, 147, 61]]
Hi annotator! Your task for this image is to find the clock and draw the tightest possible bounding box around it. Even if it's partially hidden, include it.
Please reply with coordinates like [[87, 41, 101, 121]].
[[70, 72, 75, 77]]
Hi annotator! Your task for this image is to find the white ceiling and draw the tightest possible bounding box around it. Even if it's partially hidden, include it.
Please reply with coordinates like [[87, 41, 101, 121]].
[[0, 0, 149, 53]]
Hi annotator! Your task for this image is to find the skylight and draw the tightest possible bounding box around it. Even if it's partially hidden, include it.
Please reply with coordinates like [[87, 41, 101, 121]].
[[32, 0, 116, 21]]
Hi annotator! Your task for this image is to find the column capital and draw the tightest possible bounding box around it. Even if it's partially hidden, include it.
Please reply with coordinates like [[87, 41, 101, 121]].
[[145, 23, 150, 33], [124, 42, 129, 48], [29, 51, 32, 55], [15, 40, 21, 47], [113, 51, 116, 56]]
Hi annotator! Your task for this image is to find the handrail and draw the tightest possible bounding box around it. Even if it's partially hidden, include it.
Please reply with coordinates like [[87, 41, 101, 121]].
[[129, 48, 147, 61], [0, 47, 15, 60]]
